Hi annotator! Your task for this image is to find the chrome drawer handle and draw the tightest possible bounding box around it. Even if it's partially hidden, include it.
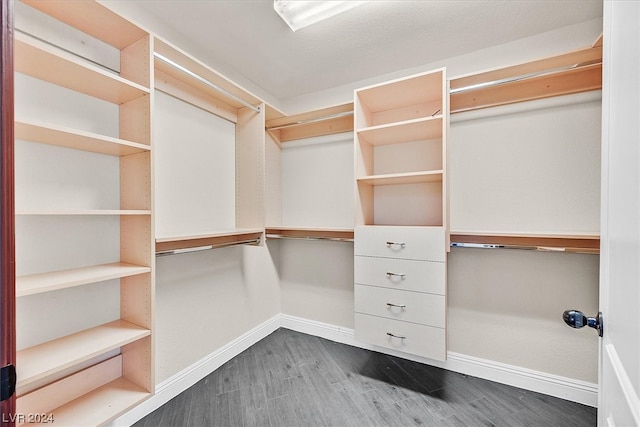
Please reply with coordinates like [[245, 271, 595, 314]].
[[386, 272, 406, 279], [386, 241, 406, 248], [386, 332, 406, 340], [386, 303, 406, 309]]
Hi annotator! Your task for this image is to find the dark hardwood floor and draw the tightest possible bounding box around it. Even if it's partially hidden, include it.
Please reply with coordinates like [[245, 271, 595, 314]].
[[134, 328, 597, 427]]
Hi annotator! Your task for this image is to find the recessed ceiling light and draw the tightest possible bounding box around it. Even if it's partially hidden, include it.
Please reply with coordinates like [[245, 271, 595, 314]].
[[274, 0, 368, 32]]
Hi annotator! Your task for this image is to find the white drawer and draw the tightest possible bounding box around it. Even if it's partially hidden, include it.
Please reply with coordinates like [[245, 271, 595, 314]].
[[355, 226, 446, 261], [355, 285, 445, 327], [354, 256, 445, 294], [355, 313, 446, 361]]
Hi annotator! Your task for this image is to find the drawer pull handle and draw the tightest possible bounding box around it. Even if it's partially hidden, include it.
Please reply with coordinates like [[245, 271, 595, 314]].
[[386, 241, 406, 248], [386, 332, 406, 340], [386, 272, 406, 279], [386, 303, 406, 309]]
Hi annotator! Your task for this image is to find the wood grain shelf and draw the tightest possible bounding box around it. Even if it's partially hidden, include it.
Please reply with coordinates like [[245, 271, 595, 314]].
[[17, 263, 151, 297], [15, 120, 150, 156], [357, 170, 443, 186], [356, 72, 444, 114], [155, 228, 264, 253], [357, 116, 443, 146], [450, 231, 600, 254], [15, 210, 151, 216], [21, 0, 148, 50], [265, 226, 354, 241], [17, 319, 151, 393], [15, 32, 149, 105]]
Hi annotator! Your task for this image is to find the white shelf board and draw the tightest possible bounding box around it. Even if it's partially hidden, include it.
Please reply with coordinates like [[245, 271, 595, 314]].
[[357, 170, 444, 186], [15, 120, 150, 156], [357, 116, 443, 146], [17, 320, 150, 393], [17, 263, 150, 297], [15, 210, 151, 216]]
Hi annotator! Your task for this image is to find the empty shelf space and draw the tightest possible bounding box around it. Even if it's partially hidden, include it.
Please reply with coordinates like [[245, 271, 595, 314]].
[[156, 228, 264, 253], [22, 377, 149, 427], [357, 116, 443, 146], [15, 120, 150, 156], [15, 32, 149, 105], [17, 263, 151, 297], [17, 320, 151, 393], [16, 210, 151, 216], [358, 170, 443, 186]]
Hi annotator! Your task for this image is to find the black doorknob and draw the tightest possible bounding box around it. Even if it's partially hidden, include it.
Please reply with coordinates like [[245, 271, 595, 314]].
[[562, 310, 603, 337]]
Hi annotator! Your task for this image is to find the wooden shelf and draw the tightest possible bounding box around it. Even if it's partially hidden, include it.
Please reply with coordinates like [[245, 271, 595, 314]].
[[16, 210, 151, 216], [15, 32, 149, 105], [357, 170, 443, 186], [21, 0, 148, 50], [356, 71, 444, 114], [357, 116, 443, 146], [15, 120, 150, 156], [22, 377, 150, 427], [265, 226, 354, 241], [450, 231, 600, 254], [17, 263, 150, 298], [17, 319, 150, 393], [156, 228, 264, 253]]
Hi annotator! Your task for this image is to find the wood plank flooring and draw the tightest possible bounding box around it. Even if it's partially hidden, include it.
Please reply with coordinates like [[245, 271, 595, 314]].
[[134, 328, 597, 427]]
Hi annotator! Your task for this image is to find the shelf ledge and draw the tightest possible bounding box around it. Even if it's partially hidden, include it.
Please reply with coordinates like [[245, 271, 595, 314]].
[[155, 228, 264, 253], [17, 263, 150, 298], [450, 232, 600, 254], [357, 170, 443, 186], [265, 226, 354, 241]]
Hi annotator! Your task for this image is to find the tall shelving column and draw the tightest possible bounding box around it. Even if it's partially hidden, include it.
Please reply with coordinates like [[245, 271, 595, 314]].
[[14, 1, 154, 424], [353, 69, 449, 360]]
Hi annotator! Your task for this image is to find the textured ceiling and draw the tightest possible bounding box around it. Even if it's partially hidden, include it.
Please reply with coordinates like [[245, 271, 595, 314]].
[[131, 0, 603, 102]]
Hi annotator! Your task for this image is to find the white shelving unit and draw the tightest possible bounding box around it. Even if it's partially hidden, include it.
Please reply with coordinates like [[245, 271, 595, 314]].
[[353, 69, 449, 360], [14, 0, 154, 424]]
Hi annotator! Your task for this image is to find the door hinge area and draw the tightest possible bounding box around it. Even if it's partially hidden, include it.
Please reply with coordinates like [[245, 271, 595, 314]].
[[0, 364, 16, 402]]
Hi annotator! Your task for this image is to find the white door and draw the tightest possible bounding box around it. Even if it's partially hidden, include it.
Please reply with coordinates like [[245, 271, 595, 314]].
[[598, 1, 640, 425]]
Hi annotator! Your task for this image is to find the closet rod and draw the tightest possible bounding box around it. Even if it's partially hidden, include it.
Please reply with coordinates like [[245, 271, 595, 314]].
[[154, 52, 261, 113], [449, 63, 592, 94], [450, 242, 591, 254], [266, 111, 354, 130], [266, 234, 354, 243], [156, 238, 261, 256]]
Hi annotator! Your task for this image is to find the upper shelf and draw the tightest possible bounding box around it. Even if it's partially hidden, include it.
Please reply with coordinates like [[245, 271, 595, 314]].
[[356, 69, 444, 114], [15, 120, 150, 156], [15, 32, 149, 105], [155, 228, 264, 253], [21, 0, 148, 50], [357, 116, 443, 146], [265, 226, 354, 242], [450, 231, 600, 254]]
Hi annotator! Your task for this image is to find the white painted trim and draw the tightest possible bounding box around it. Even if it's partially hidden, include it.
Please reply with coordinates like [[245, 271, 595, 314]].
[[281, 314, 598, 407], [108, 315, 281, 427]]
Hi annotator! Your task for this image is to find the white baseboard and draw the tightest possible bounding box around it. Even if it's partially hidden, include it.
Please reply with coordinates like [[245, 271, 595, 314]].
[[280, 314, 598, 408], [111, 313, 596, 426], [109, 315, 281, 427]]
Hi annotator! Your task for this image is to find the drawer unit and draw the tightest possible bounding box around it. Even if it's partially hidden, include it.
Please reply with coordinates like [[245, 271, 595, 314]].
[[354, 256, 445, 294], [355, 285, 445, 327], [355, 313, 446, 361], [355, 226, 446, 261]]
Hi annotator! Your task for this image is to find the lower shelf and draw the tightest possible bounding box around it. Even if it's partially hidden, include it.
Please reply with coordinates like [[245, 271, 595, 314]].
[[17, 319, 150, 394], [17, 350, 151, 426]]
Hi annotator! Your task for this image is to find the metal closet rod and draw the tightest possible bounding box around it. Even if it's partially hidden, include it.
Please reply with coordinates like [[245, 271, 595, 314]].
[[265, 234, 354, 243], [156, 238, 261, 256], [450, 242, 579, 253], [154, 52, 261, 114]]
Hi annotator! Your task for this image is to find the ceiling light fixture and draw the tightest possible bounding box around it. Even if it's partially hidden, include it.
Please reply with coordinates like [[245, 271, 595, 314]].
[[274, 0, 367, 32]]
